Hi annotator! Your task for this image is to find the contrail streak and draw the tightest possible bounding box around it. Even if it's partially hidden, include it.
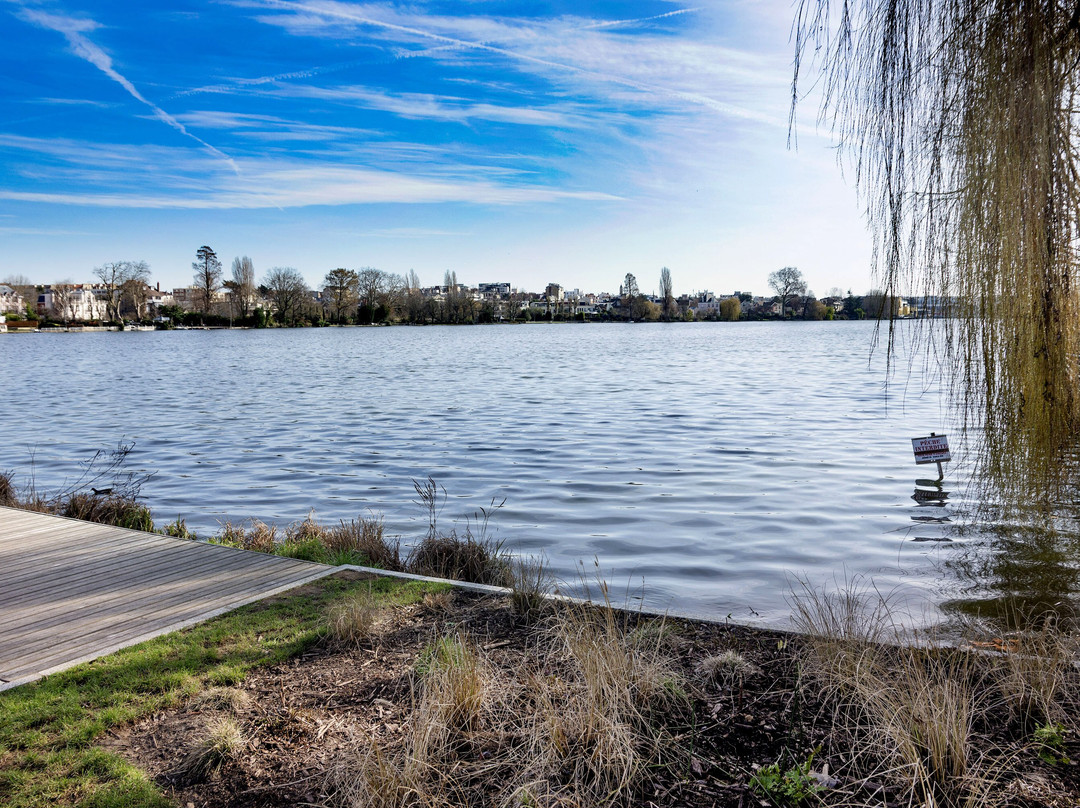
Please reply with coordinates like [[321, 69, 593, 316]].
[[16, 8, 241, 173]]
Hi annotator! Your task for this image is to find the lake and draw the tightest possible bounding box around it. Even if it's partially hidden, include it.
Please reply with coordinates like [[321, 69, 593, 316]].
[[0, 322, 1039, 625]]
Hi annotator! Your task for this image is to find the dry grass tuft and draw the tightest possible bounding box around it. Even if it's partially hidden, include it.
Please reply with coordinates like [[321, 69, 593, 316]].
[[217, 519, 278, 553], [171, 716, 246, 785], [698, 650, 760, 687], [189, 686, 252, 713], [516, 594, 686, 805], [327, 590, 385, 649], [982, 617, 1080, 732], [0, 470, 17, 507], [422, 590, 455, 613], [328, 588, 686, 808], [407, 533, 512, 586], [326, 516, 402, 570], [791, 580, 1035, 807], [285, 512, 326, 543], [415, 634, 491, 735], [60, 492, 154, 531], [509, 555, 552, 625]]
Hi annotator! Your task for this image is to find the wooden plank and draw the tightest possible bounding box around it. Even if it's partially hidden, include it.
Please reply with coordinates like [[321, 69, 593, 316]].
[[0, 565, 324, 661], [0, 568, 329, 678], [0, 541, 313, 609], [0, 547, 320, 628], [0, 508, 333, 687]]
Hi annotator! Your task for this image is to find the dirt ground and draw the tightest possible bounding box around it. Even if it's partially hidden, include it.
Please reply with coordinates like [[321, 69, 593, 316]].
[[103, 587, 1080, 808]]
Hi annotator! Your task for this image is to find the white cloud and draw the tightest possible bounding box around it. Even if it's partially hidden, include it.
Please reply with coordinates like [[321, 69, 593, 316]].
[[274, 84, 580, 127], [0, 135, 618, 209], [237, 1, 793, 130]]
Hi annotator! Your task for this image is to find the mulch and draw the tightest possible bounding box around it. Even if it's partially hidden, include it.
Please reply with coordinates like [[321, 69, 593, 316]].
[[102, 586, 1080, 807]]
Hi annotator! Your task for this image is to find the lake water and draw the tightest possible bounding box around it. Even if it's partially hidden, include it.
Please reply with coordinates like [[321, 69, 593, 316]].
[[0, 322, 1032, 625]]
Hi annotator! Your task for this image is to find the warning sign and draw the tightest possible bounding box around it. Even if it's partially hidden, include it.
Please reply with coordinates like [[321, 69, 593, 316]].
[[911, 434, 951, 465]]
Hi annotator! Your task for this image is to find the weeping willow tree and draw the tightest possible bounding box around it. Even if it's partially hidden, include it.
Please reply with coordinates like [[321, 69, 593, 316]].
[[793, 0, 1080, 509]]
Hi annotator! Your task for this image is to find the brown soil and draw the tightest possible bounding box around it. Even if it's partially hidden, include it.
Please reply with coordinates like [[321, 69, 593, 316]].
[[103, 589, 1079, 808]]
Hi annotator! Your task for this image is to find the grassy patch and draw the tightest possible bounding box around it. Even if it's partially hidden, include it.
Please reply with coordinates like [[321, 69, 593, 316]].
[[0, 574, 445, 808]]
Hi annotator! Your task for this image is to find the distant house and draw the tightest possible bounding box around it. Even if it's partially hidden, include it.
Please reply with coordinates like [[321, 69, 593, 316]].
[[0, 284, 24, 314], [37, 284, 105, 321]]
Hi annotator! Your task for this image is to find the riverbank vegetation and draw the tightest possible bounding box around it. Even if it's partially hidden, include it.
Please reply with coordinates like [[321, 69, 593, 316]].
[[1, 463, 512, 587], [2, 570, 1077, 807], [4, 459, 1078, 804]]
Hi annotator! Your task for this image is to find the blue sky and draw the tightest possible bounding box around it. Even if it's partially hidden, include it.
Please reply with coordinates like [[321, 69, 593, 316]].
[[0, 0, 873, 297]]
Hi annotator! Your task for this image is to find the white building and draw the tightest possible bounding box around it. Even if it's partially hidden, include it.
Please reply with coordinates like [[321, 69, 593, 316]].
[[37, 284, 106, 321], [0, 284, 25, 314]]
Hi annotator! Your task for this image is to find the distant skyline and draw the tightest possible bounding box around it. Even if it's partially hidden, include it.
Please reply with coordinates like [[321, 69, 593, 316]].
[[1, 1, 873, 297]]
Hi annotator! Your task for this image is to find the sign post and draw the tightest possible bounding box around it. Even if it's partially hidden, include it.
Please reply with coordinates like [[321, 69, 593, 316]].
[[911, 433, 951, 481]]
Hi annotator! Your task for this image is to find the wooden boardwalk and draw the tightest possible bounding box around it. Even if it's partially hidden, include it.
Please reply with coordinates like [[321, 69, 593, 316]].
[[0, 506, 334, 690]]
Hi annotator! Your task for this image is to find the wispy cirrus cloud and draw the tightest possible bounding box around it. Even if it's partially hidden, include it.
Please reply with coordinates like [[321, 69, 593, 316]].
[[0, 225, 95, 236], [237, 1, 791, 129], [172, 110, 379, 142], [275, 85, 581, 128], [12, 5, 241, 172], [0, 134, 618, 210]]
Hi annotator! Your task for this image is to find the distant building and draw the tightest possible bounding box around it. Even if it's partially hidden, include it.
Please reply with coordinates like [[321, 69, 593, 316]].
[[37, 284, 106, 321], [0, 284, 24, 314], [478, 282, 510, 297]]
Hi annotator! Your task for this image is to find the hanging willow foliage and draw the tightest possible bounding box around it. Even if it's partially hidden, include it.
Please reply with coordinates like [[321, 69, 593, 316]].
[[793, 0, 1080, 509]]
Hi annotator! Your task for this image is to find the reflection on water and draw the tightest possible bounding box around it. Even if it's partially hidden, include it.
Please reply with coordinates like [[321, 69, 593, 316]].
[[0, 322, 1078, 625], [939, 518, 1080, 629]]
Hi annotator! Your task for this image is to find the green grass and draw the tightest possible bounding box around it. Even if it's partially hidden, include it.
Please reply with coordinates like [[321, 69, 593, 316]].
[[0, 575, 447, 808]]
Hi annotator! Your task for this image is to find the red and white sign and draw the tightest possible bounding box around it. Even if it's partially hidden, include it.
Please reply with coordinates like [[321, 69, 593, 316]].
[[911, 434, 951, 465]]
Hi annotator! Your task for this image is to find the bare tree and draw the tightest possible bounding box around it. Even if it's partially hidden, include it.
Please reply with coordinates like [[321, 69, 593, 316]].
[[621, 273, 639, 322], [49, 282, 76, 326], [323, 267, 359, 323], [658, 267, 676, 321], [403, 268, 425, 323], [120, 261, 151, 320], [192, 246, 222, 322], [263, 266, 308, 326], [381, 273, 405, 322], [93, 262, 127, 322], [356, 267, 387, 324], [230, 256, 256, 321], [767, 267, 807, 317]]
